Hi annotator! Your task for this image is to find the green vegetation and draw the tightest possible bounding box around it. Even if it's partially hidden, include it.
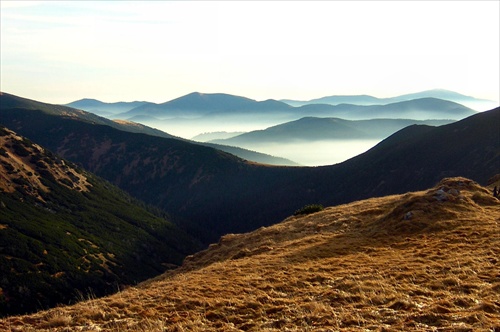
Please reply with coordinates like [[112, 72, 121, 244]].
[[294, 204, 324, 216], [0, 129, 202, 316], [0, 177, 201, 315]]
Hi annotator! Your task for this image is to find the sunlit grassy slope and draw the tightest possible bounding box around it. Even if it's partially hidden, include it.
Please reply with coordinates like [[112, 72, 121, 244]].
[[1, 177, 499, 331]]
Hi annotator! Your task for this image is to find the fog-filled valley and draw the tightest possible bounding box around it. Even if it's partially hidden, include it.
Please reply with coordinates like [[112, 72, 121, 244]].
[[117, 117, 383, 166], [232, 139, 382, 166], [65, 89, 484, 166]]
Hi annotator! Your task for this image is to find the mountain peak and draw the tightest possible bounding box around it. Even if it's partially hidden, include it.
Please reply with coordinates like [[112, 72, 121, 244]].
[[149, 92, 284, 114], [75, 98, 101, 103]]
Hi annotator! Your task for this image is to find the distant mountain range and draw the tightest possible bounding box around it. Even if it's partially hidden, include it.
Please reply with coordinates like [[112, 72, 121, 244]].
[[118, 96, 475, 121], [65, 89, 480, 122], [65, 98, 151, 117], [2, 93, 498, 247], [0, 126, 201, 315], [64, 90, 483, 141], [211, 118, 455, 145], [281, 88, 496, 109], [113, 92, 292, 119]]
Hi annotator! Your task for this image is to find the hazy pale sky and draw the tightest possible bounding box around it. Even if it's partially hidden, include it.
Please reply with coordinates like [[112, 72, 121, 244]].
[[1, 1, 499, 104]]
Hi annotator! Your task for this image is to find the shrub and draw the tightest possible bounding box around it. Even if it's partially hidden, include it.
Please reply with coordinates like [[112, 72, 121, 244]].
[[294, 204, 324, 216], [11, 141, 30, 157]]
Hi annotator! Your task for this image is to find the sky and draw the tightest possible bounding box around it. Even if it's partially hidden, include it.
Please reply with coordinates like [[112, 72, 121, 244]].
[[1, 1, 499, 105]]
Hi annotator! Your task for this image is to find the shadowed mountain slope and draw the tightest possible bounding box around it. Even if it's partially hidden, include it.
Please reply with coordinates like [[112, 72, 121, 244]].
[[1, 93, 498, 245], [0, 127, 201, 316], [334, 107, 499, 198], [1, 177, 498, 331]]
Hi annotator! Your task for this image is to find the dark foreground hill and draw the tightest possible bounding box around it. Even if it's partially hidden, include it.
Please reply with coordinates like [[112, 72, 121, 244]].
[[1, 176, 498, 331], [1, 93, 498, 245], [0, 127, 201, 316]]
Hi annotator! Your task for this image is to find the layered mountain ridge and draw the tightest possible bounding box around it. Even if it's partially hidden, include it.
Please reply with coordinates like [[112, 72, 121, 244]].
[[114, 95, 475, 121], [281, 88, 495, 109], [63, 90, 478, 140]]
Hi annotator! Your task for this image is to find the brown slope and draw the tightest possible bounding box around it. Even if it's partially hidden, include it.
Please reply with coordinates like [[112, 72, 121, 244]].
[[2, 177, 498, 331]]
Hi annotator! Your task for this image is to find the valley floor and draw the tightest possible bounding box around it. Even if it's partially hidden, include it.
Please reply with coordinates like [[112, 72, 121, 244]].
[[1, 177, 499, 331]]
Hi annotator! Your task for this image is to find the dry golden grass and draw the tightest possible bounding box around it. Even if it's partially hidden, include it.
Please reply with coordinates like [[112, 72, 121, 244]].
[[1, 177, 499, 331]]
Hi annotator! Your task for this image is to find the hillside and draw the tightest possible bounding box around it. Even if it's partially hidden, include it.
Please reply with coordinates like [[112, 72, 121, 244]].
[[0, 126, 201, 316], [1, 177, 498, 331], [1, 93, 498, 245], [336, 107, 499, 198]]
